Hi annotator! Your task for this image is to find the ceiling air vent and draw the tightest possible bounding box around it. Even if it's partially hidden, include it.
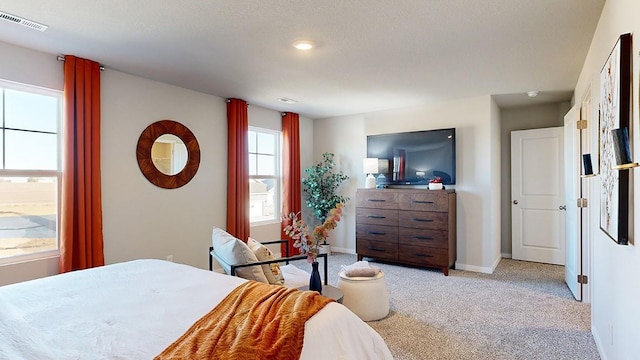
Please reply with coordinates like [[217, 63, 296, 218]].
[[0, 11, 48, 32]]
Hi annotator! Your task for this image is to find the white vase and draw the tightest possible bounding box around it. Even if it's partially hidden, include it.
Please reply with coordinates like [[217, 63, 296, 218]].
[[428, 183, 443, 190]]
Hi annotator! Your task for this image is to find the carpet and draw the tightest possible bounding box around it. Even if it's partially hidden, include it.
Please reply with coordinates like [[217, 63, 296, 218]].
[[294, 253, 599, 360]]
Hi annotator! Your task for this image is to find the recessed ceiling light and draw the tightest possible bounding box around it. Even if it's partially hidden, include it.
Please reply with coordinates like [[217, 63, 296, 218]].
[[527, 91, 539, 98], [278, 97, 298, 104], [292, 40, 314, 51]]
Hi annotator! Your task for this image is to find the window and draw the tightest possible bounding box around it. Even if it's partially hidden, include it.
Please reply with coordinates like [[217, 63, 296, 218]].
[[248, 127, 281, 223], [0, 80, 62, 262]]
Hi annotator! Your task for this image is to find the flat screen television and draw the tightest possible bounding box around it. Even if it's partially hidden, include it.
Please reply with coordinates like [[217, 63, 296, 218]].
[[366, 128, 456, 186]]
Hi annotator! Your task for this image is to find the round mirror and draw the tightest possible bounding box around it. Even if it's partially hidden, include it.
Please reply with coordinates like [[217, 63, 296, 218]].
[[151, 134, 188, 175], [136, 120, 200, 189]]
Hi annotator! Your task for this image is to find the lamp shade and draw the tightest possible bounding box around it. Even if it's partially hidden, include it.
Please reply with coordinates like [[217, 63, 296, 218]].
[[363, 158, 379, 174]]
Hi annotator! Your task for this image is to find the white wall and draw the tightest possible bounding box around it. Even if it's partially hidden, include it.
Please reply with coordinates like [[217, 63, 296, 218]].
[[489, 98, 502, 268], [101, 70, 227, 269], [311, 114, 366, 253], [314, 96, 502, 272], [0, 41, 63, 91], [573, 0, 640, 358]]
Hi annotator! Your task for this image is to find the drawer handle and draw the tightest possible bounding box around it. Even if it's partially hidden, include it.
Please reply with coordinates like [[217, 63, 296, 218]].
[[413, 253, 434, 258], [367, 247, 386, 252], [368, 215, 387, 219], [415, 236, 434, 241], [369, 231, 386, 235], [413, 200, 434, 204], [368, 199, 386, 202], [413, 218, 434, 222]]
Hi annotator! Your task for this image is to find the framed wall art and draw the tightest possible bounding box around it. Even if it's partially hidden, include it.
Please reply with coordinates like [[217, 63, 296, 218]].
[[599, 33, 632, 245]]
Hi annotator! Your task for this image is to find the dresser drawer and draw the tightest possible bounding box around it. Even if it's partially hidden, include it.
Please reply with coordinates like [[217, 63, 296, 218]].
[[398, 228, 448, 248], [398, 191, 449, 212], [399, 211, 448, 230], [399, 245, 449, 267], [357, 239, 398, 261], [356, 190, 398, 209], [356, 208, 398, 226], [356, 223, 398, 243]]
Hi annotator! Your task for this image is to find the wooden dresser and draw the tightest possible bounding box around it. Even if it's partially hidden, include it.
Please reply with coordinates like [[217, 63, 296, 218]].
[[355, 188, 456, 275]]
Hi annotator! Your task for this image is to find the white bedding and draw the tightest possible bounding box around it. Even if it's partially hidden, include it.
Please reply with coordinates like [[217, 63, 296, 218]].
[[0, 259, 393, 359]]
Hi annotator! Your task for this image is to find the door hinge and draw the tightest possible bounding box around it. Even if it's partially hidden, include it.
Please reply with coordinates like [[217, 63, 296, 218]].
[[578, 275, 589, 284], [577, 198, 588, 208], [577, 120, 587, 129]]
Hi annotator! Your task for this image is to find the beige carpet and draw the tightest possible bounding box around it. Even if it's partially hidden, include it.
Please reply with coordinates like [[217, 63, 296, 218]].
[[294, 253, 600, 360]]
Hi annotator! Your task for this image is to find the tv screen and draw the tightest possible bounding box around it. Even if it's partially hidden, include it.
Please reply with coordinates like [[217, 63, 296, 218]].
[[367, 128, 456, 185]]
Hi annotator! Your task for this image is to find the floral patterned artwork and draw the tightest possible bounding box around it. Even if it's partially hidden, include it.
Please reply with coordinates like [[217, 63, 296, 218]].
[[599, 38, 620, 241]]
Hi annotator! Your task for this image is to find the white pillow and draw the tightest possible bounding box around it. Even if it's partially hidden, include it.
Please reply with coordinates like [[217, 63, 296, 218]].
[[211, 227, 268, 283], [280, 264, 311, 289], [247, 238, 285, 286]]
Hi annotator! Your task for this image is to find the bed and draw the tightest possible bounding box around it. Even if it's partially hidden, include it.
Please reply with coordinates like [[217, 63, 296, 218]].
[[0, 259, 393, 359]]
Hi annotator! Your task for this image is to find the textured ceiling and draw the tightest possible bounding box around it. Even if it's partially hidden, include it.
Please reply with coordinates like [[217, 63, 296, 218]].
[[0, 0, 604, 118]]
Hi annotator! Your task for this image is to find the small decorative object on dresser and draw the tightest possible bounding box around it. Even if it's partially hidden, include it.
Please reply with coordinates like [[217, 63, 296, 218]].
[[355, 188, 456, 275], [428, 176, 443, 190]]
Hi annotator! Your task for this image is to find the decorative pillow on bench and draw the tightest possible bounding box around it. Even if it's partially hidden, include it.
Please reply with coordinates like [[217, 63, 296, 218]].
[[247, 237, 285, 286], [211, 227, 268, 283]]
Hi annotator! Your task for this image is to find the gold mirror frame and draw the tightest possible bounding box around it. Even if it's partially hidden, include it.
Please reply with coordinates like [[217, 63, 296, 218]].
[[136, 120, 200, 189]]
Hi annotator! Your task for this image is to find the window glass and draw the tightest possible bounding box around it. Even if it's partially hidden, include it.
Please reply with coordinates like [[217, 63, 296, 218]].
[[248, 130, 257, 153], [257, 132, 276, 155], [249, 178, 278, 223], [248, 127, 280, 223], [257, 154, 276, 175], [5, 89, 58, 133], [0, 177, 58, 259], [5, 130, 57, 170], [0, 82, 61, 262], [248, 153, 256, 175]]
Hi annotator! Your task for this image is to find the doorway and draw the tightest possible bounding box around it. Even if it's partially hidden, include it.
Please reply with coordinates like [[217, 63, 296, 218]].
[[511, 127, 565, 265]]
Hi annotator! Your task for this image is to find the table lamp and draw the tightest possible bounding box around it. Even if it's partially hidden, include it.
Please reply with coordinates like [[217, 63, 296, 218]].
[[363, 158, 379, 188]]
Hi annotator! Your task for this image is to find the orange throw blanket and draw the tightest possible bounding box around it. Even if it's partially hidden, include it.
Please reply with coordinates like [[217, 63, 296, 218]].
[[155, 281, 333, 360]]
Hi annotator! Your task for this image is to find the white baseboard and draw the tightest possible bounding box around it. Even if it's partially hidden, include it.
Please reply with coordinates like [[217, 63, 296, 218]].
[[329, 247, 356, 255], [455, 255, 501, 274], [455, 262, 494, 274], [591, 324, 608, 360], [501, 252, 512, 259]]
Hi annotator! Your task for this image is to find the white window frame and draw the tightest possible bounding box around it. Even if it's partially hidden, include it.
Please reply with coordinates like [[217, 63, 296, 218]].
[[0, 79, 62, 265], [248, 126, 281, 225]]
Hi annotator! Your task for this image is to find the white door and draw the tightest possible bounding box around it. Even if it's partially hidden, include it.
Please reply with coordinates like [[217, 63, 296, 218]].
[[564, 106, 581, 300], [511, 127, 565, 265]]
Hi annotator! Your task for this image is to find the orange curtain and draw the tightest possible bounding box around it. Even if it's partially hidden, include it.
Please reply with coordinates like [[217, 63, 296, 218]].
[[281, 112, 301, 256], [59, 55, 104, 273], [226, 99, 250, 242]]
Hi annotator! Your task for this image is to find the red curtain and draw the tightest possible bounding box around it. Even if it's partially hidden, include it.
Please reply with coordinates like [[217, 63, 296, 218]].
[[226, 99, 250, 242], [281, 112, 301, 256], [59, 55, 104, 273]]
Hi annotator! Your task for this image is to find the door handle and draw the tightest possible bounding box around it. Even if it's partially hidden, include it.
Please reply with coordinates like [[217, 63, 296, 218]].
[[559, 205, 566, 211], [513, 200, 519, 205]]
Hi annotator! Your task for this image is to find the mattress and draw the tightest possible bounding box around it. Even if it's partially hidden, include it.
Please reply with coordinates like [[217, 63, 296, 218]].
[[0, 259, 393, 359]]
